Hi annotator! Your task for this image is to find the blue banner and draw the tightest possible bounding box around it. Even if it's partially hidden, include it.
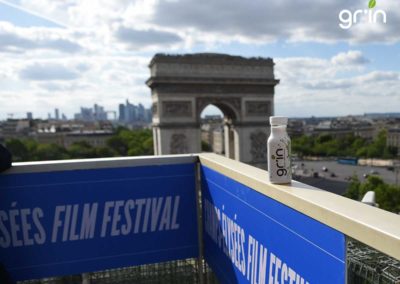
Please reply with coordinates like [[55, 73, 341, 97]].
[[0, 163, 198, 281], [202, 166, 346, 284]]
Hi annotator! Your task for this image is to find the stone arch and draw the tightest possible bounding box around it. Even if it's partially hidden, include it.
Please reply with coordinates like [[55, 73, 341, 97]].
[[196, 99, 240, 123], [147, 53, 279, 167], [199, 103, 238, 159]]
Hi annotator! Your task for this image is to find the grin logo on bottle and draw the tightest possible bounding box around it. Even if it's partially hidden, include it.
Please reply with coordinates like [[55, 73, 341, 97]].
[[272, 148, 287, 177]]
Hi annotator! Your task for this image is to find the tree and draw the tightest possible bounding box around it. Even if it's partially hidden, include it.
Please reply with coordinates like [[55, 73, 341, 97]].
[[141, 136, 154, 155], [373, 182, 400, 213], [5, 139, 30, 161], [95, 147, 117, 157], [345, 174, 361, 200], [24, 139, 39, 160], [201, 141, 212, 152], [292, 135, 314, 157], [126, 129, 153, 156], [35, 143, 69, 161], [68, 141, 96, 158], [346, 175, 400, 213], [107, 136, 128, 156], [292, 130, 395, 159], [387, 146, 398, 157], [4, 129, 155, 162], [359, 175, 386, 197], [316, 134, 333, 144], [366, 130, 387, 158]]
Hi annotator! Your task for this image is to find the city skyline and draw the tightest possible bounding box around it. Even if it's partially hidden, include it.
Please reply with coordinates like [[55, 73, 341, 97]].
[[9, 100, 152, 122], [0, 0, 399, 119], [6, 106, 400, 121]]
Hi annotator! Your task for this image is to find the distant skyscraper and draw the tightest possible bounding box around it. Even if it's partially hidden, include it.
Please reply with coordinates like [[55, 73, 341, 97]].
[[118, 100, 151, 124], [55, 108, 60, 120], [27, 112, 33, 120], [138, 104, 145, 121], [119, 104, 125, 122], [125, 100, 136, 123], [146, 108, 152, 122], [74, 104, 108, 122], [80, 107, 94, 121], [94, 104, 107, 121]]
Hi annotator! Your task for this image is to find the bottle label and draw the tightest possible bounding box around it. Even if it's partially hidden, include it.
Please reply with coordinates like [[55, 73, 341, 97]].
[[268, 138, 292, 183]]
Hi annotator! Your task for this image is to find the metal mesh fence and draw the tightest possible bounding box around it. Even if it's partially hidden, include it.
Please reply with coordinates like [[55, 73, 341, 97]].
[[18, 259, 220, 284], [347, 239, 400, 284], [203, 260, 219, 284]]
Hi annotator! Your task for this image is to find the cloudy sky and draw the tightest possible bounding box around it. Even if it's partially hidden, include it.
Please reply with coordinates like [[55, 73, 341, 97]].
[[0, 0, 399, 119]]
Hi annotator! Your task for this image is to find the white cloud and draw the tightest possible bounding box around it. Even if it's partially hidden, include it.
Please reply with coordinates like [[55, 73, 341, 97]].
[[274, 52, 400, 117], [35, 82, 93, 92], [0, 21, 82, 53], [357, 70, 399, 82], [15, 0, 400, 46], [113, 25, 182, 49], [331, 50, 370, 65], [151, 0, 400, 44], [19, 62, 82, 81]]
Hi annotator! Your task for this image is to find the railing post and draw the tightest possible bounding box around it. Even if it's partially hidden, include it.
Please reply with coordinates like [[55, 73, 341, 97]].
[[195, 162, 205, 284], [81, 273, 90, 284]]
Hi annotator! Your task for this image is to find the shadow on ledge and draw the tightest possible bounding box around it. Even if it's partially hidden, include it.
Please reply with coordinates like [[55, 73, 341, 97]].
[[294, 176, 349, 195]]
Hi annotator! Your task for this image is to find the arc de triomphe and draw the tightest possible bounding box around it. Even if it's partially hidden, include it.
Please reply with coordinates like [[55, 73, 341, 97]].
[[146, 53, 279, 167]]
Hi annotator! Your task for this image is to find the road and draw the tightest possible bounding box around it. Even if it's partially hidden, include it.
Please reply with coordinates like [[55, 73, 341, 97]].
[[293, 160, 399, 185]]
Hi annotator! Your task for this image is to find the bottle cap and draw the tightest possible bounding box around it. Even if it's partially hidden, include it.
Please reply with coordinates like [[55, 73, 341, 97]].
[[270, 116, 288, 126]]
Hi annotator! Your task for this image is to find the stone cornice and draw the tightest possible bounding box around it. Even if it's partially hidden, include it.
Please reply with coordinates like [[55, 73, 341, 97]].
[[146, 76, 280, 88], [149, 53, 274, 67]]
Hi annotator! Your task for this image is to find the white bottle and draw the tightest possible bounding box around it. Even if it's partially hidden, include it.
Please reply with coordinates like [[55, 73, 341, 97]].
[[267, 116, 292, 184]]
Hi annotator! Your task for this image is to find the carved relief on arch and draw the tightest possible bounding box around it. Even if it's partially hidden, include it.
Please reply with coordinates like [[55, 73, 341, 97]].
[[162, 101, 192, 117], [250, 130, 268, 162], [246, 101, 271, 116], [170, 133, 188, 154]]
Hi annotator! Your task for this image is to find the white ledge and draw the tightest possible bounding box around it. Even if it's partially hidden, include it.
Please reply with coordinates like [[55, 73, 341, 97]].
[[199, 153, 400, 260]]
